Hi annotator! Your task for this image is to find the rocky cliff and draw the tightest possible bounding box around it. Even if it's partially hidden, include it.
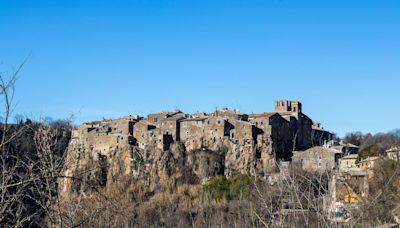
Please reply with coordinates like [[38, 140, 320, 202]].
[[58, 133, 274, 201]]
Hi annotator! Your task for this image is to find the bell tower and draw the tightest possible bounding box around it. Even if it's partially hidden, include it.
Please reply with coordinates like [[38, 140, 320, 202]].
[[275, 100, 302, 113]]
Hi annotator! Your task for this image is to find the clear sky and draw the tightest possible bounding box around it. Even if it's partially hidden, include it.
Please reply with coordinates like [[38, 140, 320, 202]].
[[0, 0, 399, 136]]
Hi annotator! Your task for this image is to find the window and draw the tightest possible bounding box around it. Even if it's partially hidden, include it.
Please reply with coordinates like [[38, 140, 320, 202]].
[[217, 120, 221, 124], [293, 107, 296, 112], [154, 118, 158, 123]]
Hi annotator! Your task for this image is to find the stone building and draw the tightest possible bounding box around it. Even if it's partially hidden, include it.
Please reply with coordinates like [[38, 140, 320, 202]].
[[71, 118, 137, 157], [292, 147, 342, 173], [356, 156, 380, 178], [70, 100, 331, 175], [338, 154, 358, 172], [386, 146, 400, 161], [147, 109, 184, 125], [312, 121, 334, 146], [325, 140, 359, 155], [229, 119, 256, 145], [159, 116, 183, 142], [274, 100, 313, 151], [132, 119, 156, 149], [203, 116, 230, 147], [249, 112, 292, 160], [179, 117, 206, 151], [212, 108, 248, 122]]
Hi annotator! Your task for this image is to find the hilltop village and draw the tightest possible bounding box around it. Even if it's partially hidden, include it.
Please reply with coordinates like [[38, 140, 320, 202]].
[[72, 100, 333, 170], [62, 100, 400, 224]]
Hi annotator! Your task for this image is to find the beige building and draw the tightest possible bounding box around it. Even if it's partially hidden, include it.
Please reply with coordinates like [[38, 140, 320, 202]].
[[386, 146, 400, 161], [356, 156, 380, 178], [325, 140, 359, 155], [292, 147, 341, 173], [339, 154, 358, 172], [229, 120, 256, 145], [179, 118, 206, 150], [203, 116, 229, 147]]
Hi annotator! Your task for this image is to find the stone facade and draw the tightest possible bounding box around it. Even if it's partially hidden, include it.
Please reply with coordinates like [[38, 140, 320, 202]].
[[356, 156, 380, 178], [338, 154, 358, 172], [292, 147, 341, 173], [179, 118, 206, 151], [386, 146, 400, 161], [70, 100, 331, 174], [312, 121, 334, 146]]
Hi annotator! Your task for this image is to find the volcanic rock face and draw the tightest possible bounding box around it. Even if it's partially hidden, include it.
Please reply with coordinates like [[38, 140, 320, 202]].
[[58, 133, 274, 201]]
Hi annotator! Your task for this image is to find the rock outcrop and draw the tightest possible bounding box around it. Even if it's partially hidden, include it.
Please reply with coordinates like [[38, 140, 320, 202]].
[[59, 134, 271, 201]]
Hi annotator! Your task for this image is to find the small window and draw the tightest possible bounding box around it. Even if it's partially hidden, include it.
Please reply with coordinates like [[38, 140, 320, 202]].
[[217, 120, 221, 124], [154, 118, 158, 123]]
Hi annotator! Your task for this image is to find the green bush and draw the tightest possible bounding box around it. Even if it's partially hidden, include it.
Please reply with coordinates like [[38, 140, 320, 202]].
[[202, 174, 254, 201], [358, 144, 383, 161]]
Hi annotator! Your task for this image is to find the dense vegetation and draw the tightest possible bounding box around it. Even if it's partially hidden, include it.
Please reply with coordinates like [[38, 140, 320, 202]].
[[343, 130, 400, 150], [0, 120, 71, 226]]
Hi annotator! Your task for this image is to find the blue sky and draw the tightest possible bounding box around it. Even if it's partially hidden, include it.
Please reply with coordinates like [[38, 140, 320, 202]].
[[0, 0, 399, 136]]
